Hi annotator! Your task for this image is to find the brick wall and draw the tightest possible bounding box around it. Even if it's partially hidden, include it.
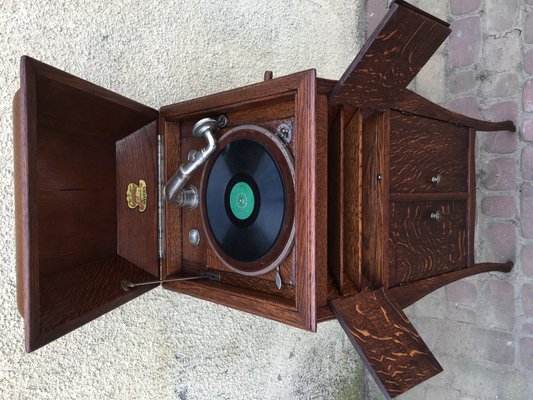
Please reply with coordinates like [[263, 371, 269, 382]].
[[365, 1, 533, 399]]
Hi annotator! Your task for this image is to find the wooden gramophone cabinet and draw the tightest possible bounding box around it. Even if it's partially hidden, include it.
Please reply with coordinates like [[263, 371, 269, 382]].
[[13, 1, 515, 398]]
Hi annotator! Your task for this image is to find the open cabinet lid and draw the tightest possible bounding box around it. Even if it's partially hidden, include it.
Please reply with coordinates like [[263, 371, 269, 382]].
[[14, 56, 160, 352]]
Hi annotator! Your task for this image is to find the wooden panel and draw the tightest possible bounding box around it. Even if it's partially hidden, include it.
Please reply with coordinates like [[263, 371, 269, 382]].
[[295, 70, 319, 331], [14, 89, 25, 317], [35, 127, 117, 277], [343, 110, 363, 291], [330, 289, 442, 399], [162, 120, 182, 278], [14, 56, 158, 352], [39, 256, 157, 336], [389, 112, 469, 194], [182, 261, 295, 301], [315, 94, 329, 307], [389, 201, 468, 286], [329, 0, 450, 108], [327, 108, 344, 289], [390, 262, 513, 309], [116, 122, 159, 277], [329, 108, 363, 293], [361, 112, 390, 288], [161, 70, 318, 331]]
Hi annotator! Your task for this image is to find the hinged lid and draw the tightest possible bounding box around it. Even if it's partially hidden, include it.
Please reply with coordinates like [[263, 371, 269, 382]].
[[14, 56, 160, 352]]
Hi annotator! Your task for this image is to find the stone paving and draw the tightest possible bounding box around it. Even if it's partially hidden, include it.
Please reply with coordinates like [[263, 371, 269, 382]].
[[365, 1, 532, 399]]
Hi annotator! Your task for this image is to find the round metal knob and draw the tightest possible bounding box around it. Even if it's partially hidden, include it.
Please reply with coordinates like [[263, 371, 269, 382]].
[[430, 211, 442, 221], [431, 174, 442, 185], [188, 229, 200, 247]]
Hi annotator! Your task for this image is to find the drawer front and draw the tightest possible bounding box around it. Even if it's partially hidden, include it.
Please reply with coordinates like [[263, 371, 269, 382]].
[[389, 112, 469, 193], [389, 201, 468, 286]]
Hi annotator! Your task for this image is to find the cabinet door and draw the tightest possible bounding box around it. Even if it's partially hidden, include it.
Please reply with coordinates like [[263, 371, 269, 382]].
[[14, 56, 160, 352]]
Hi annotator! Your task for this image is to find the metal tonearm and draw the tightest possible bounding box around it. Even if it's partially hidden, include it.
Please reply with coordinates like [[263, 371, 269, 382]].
[[164, 115, 227, 207]]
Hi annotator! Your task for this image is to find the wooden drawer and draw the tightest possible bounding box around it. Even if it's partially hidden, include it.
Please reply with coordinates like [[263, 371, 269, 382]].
[[389, 112, 469, 193], [388, 200, 468, 286]]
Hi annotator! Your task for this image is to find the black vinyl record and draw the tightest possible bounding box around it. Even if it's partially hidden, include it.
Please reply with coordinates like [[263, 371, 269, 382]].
[[205, 139, 285, 262]]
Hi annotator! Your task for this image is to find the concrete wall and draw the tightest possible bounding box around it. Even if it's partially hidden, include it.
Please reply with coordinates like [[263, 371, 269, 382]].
[[0, 1, 365, 399], [365, 1, 533, 399]]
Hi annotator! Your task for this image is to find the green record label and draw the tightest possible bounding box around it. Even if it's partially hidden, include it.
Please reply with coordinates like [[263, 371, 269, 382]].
[[229, 181, 255, 220]]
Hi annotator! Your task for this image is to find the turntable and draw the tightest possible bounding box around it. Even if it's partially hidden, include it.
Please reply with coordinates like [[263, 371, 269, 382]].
[[13, 1, 516, 398]]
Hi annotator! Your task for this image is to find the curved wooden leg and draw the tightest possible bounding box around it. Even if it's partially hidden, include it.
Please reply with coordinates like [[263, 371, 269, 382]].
[[389, 262, 513, 309]]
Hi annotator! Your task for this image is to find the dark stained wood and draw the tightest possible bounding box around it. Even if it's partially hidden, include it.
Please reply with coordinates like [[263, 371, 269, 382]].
[[178, 96, 294, 139], [294, 69, 319, 331], [162, 70, 319, 332], [391, 262, 514, 309], [330, 289, 442, 399], [344, 110, 363, 291], [161, 119, 182, 279], [14, 56, 158, 352], [389, 111, 469, 194], [329, 108, 363, 293], [315, 94, 329, 308], [163, 278, 306, 329], [328, 108, 344, 290], [393, 89, 516, 132], [389, 200, 468, 286], [13, 89, 25, 317], [317, 77, 337, 96], [180, 116, 296, 285], [161, 70, 313, 120], [390, 192, 469, 202], [116, 122, 159, 277], [182, 261, 295, 300], [39, 256, 157, 341], [329, 0, 450, 108], [361, 111, 390, 288]]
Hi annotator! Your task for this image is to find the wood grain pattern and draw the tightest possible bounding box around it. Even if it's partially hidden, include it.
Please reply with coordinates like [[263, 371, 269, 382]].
[[294, 69, 319, 331], [330, 289, 442, 399], [329, 0, 450, 108], [344, 110, 363, 291], [13, 88, 25, 317], [390, 262, 513, 309], [161, 120, 182, 278], [315, 94, 329, 308], [179, 109, 297, 285], [163, 70, 319, 331], [392, 89, 516, 132], [15, 56, 158, 352], [362, 112, 390, 288], [182, 261, 295, 300], [389, 111, 469, 193], [116, 122, 159, 277], [327, 108, 344, 290], [39, 256, 157, 335], [389, 201, 468, 286]]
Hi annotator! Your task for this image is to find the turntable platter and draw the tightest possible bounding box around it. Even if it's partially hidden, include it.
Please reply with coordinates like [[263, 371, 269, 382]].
[[201, 125, 295, 276]]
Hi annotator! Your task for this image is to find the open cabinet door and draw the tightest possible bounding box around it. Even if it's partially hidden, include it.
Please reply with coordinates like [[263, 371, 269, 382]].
[[330, 289, 442, 399], [14, 56, 160, 352]]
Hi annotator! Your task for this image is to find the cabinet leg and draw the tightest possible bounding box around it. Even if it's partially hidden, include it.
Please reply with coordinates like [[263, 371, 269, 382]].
[[389, 262, 513, 308]]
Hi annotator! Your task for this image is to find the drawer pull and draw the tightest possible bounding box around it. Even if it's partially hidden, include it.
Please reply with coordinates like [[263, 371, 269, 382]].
[[431, 174, 442, 185], [430, 211, 442, 221]]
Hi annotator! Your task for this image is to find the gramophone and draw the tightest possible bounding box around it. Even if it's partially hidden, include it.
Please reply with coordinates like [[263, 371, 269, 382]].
[[13, 1, 515, 398]]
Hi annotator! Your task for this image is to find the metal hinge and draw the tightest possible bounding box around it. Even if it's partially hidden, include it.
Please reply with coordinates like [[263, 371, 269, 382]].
[[158, 134, 165, 260]]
